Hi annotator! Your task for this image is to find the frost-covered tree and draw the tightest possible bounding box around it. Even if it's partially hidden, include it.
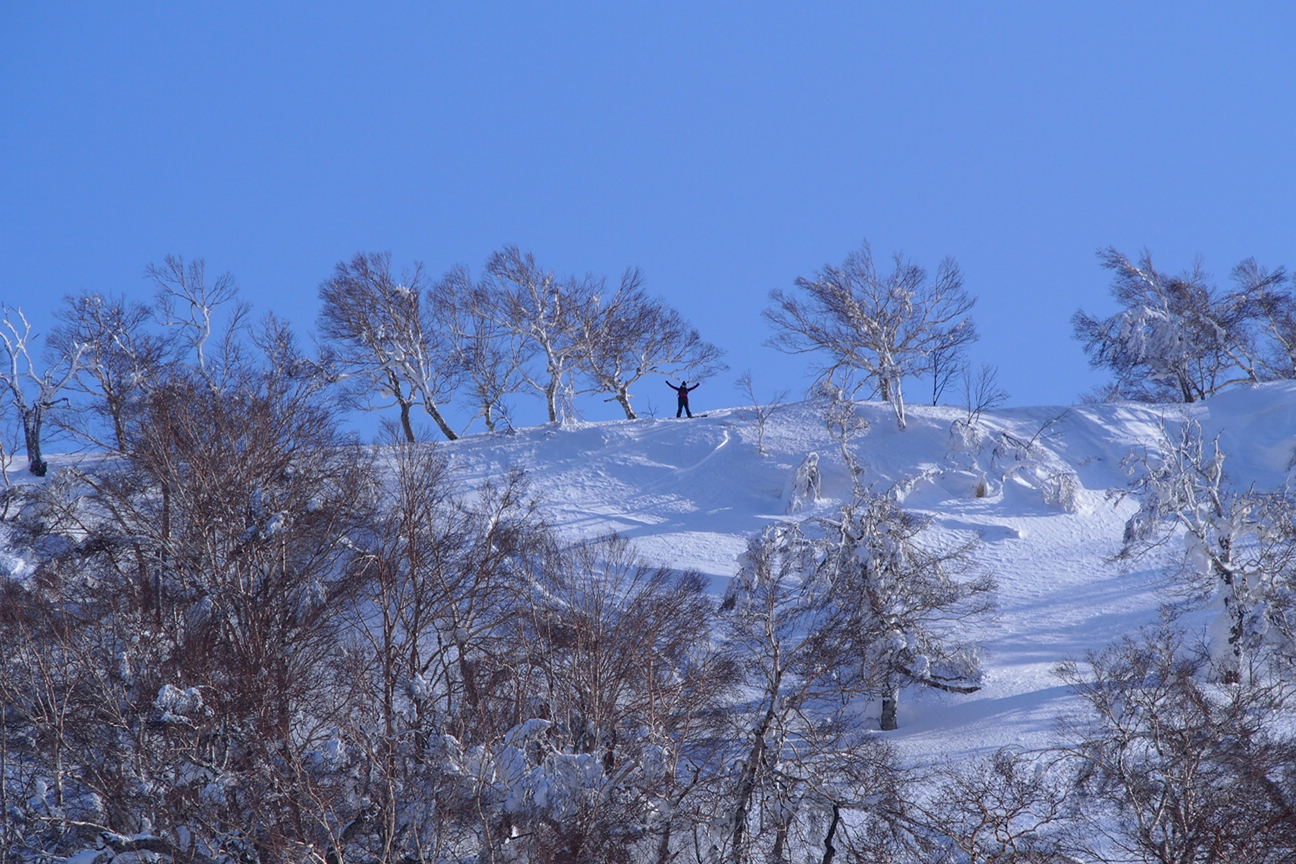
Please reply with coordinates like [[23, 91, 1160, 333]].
[[436, 264, 533, 433], [766, 240, 977, 429], [0, 305, 84, 476], [480, 246, 597, 424], [814, 493, 994, 728], [716, 491, 991, 863], [718, 521, 907, 864], [1246, 257, 1296, 379], [574, 271, 726, 420], [148, 255, 251, 392], [1118, 419, 1296, 681], [1072, 248, 1287, 403], [319, 251, 461, 441]]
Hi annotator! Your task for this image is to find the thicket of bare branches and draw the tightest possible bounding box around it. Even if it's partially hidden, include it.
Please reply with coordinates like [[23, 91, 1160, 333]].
[[1057, 627, 1296, 864]]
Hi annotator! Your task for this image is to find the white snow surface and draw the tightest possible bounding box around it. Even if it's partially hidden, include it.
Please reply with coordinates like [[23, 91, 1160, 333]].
[[434, 381, 1296, 769]]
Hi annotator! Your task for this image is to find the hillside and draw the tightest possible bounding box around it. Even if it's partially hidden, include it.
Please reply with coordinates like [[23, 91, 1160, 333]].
[[435, 382, 1296, 767], [6, 381, 1296, 862]]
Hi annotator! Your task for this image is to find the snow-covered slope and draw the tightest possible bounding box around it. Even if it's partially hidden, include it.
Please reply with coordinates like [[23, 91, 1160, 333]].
[[435, 381, 1296, 768]]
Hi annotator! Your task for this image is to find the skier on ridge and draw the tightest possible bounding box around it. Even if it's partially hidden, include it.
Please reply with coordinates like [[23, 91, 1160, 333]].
[[666, 379, 700, 418]]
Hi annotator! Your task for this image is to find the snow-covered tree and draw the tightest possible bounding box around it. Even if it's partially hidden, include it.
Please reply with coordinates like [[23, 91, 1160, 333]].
[[1119, 419, 1296, 680], [0, 305, 84, 476], [718, 521, 905, 864], [716, 491, 991, 863], [480, 246, 596, 424], [437, 264, 533, 433], [815, 493, 994, 728], [1073, 248, 1287, 403], [1057, 627, 1296, 864], [319, 251, 461, 441], [766, 240, 977, 429]]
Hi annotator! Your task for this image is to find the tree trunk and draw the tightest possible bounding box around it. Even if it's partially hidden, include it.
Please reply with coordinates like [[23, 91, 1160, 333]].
[[1212, 536, 1246, 684], [729, 678, 781, 864], [889, 377, 908, 431], [880, 688, 899, 731], [615, 386, 637, 420], [22, 411, 46, 476], [820, 801, 841, 864], [544, 376, 560, 422], [421, 400, 459, 441], [399, 400, 416, 443], [652, 821, 673, 864]]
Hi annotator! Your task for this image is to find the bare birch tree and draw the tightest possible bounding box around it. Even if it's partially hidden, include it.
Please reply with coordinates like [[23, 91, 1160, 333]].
[[437, 265, 533, 433], [50, 293, 170, 452], [147, 255, 250, 391], [319, 252, 460, 441], [0, 306, 84, 476], [575, 270, 726, 420], [481, 245, 595, 423], [766, 240, 977, 429]]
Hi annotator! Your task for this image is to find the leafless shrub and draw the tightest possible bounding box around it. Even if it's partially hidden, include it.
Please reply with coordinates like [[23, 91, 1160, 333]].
[[736, 370, 786, 457], [1056, 627, 1296, 864], [912, 748, 1079, 864], [962, 362, 1008, 426]]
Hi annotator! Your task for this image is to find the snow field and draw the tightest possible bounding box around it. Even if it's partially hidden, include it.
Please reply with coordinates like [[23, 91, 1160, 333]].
[[434, 383, 1296, 772]]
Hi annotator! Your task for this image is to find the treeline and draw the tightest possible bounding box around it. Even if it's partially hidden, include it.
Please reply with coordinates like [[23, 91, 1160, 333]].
[[6, 239, 1296, 478], [0, 246, 725, 478]]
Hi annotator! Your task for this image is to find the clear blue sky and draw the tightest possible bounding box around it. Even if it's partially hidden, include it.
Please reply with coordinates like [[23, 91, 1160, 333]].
[[4, 3, 1294, 431]]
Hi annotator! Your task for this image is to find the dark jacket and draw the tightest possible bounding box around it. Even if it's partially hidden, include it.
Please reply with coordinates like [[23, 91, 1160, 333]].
[[667, 381, 699, 402]]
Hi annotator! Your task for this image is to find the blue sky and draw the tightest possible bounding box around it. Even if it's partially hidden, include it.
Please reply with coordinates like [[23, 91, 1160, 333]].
[[4, 3, 1294, 432]]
